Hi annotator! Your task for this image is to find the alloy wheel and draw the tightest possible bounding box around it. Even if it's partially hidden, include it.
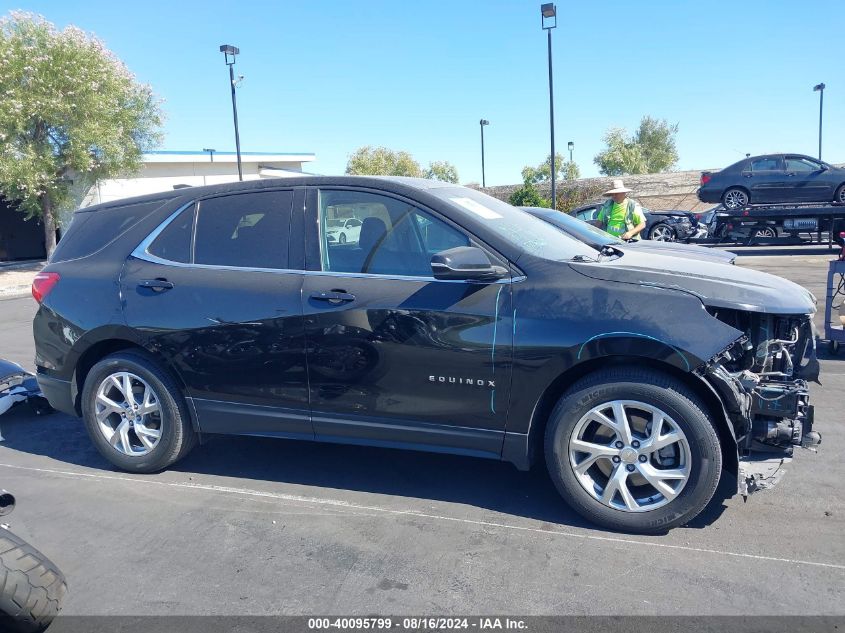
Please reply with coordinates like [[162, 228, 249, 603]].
[[650, 225, 675, 242], [723, 189, 748, 209], [94, 371, 163, 456], [568, 400, 691, 512], [754, 227, 776, 239]]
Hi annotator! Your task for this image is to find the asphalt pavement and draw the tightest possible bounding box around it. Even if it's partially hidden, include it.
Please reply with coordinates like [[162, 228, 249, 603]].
[[0, 247, 842, 618]]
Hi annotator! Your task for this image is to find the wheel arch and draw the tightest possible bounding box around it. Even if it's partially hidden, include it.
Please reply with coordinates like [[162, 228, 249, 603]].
[[521, 356, 738, 477], [70, 337, 196, 430]]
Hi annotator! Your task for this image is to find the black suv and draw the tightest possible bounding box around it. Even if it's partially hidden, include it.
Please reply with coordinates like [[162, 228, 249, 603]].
[[32, 177, 821, 533]]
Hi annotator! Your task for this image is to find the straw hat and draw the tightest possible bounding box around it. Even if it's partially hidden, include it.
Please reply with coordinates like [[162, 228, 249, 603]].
[[603, 179, 632, 195]]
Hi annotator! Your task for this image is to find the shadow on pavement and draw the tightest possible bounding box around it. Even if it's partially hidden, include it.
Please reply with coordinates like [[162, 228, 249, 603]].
[[0, 404, 732, 533]]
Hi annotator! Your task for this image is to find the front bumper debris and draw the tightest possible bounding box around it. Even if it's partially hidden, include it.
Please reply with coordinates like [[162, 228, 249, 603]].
[[738, 452, 790, 496]]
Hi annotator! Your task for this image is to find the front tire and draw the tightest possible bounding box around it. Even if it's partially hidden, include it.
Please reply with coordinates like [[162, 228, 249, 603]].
[[544, 368, 722, 534], [81, 351, 196, 473], [834, 184, 845, 205], [648, 223, 676, 242], [723, 188, 749, 209], [0, 527, 67, 633]]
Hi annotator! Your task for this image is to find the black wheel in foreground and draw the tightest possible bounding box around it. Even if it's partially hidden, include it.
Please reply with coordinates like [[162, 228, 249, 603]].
[[81, 350, 196, 473], [831, 340, 841, 356], [834, 184, 845, 205], [544, 367, 722, 534], [0, 527, 67, 633], [723, 188, 749, 209]]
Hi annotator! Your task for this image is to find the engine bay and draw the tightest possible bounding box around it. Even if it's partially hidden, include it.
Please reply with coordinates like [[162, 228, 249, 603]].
[[700, 308, 821, 494]]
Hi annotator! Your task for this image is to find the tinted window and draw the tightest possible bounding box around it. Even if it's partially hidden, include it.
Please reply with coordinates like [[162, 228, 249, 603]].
[[148, 204, 194, 263], [51, 198, 170, 263], [319, 190, 469, 276], [750, 157, 780, 171], [785, 157, 819, 172], [194, 191, 292, 269]]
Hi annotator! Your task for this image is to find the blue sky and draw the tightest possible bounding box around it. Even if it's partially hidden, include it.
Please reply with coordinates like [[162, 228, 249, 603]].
[[4, 0, 843, 185]]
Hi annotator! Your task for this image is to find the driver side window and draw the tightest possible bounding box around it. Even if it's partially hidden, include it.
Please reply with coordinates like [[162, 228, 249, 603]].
[[318, 190, 469, 277]]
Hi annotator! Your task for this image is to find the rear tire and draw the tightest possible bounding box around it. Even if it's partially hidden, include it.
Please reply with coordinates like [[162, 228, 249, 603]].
[[82, 351, 196, 473], [752, 226, 777, 239], [723, 188, 749, 209], [544, 368, 722, 534], [834, 184, 845, 204], [0, 527, 67, 633]]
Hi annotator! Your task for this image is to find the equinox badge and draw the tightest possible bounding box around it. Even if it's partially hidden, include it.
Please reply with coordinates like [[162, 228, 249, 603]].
[[430, 375, 494, 387]]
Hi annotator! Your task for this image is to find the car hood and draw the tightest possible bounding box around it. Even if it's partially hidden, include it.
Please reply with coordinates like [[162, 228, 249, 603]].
[[619, 241, 735, 264], [570, 250, 815, 314]]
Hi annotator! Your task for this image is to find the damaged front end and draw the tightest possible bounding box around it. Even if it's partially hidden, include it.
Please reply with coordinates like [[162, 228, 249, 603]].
[[698, 308, 821, 496]]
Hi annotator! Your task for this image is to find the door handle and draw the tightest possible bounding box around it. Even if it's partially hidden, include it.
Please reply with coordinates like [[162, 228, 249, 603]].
[[138, 279, 174, 291], [310, 291, 356, 304], [786, 172, 796, 177]]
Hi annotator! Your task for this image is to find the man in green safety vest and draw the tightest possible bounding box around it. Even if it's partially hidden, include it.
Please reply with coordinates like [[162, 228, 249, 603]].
[[595, 179, 647, 241]]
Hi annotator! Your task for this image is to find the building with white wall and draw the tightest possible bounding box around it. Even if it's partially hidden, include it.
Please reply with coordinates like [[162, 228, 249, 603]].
[[81, 150, 316, 207]]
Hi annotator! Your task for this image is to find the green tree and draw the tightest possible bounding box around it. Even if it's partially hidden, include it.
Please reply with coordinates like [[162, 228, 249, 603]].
[[0, 12, 163, 255], [521, 154, 580, 185], [424, 160, 459, 183], [594, 116, 679, 176], [508, 182, 548, 208], [635, 115, 680, 174], [345, 146, 423, 177]]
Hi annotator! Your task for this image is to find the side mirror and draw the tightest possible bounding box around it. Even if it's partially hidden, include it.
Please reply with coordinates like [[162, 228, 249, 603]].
[[430, 246, 508, 281]]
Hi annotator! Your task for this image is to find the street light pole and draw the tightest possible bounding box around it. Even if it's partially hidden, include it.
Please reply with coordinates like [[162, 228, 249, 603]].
[[220, 44, 243, 181], [203, 148, 216, 162], [541, 4, 557, 209], [480, 119, 489, 187], [567, 140, 574, 164], [813, 83, 825, 160]]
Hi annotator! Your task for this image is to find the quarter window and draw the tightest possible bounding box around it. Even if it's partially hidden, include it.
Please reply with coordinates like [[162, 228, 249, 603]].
[[318, 190, 469, 276], [194, 191, 292, 269], [148, 204, 194, 263]]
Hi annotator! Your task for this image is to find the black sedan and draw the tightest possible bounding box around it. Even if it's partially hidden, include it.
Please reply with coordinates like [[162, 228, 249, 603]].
[[522, 207, 736, 264], [698, 153, 845, 209], [571, 202, 697, 242]]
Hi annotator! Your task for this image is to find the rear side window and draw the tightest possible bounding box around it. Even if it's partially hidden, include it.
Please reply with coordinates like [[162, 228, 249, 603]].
[[148, 204, 195, 263], [194, 191, 293, 269], [51, 198, 170, 263], [750, 157, 780, 171]]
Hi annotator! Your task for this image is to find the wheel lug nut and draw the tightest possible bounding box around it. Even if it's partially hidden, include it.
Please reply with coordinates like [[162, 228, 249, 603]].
[[631, 440, 640, 448], [626, 464, 636, 472], [639, 455, 648, 463], [612, 456, 621, 464], [614, 441, 624, 449]]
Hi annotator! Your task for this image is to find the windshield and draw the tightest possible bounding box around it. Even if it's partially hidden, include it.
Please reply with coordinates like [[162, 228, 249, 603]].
[[431, 187, 598, 261], [521, 207, 620, 249]]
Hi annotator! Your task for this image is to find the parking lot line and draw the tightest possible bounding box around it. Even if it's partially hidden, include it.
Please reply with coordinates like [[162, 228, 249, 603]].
[[2, 461, 844, 572]]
